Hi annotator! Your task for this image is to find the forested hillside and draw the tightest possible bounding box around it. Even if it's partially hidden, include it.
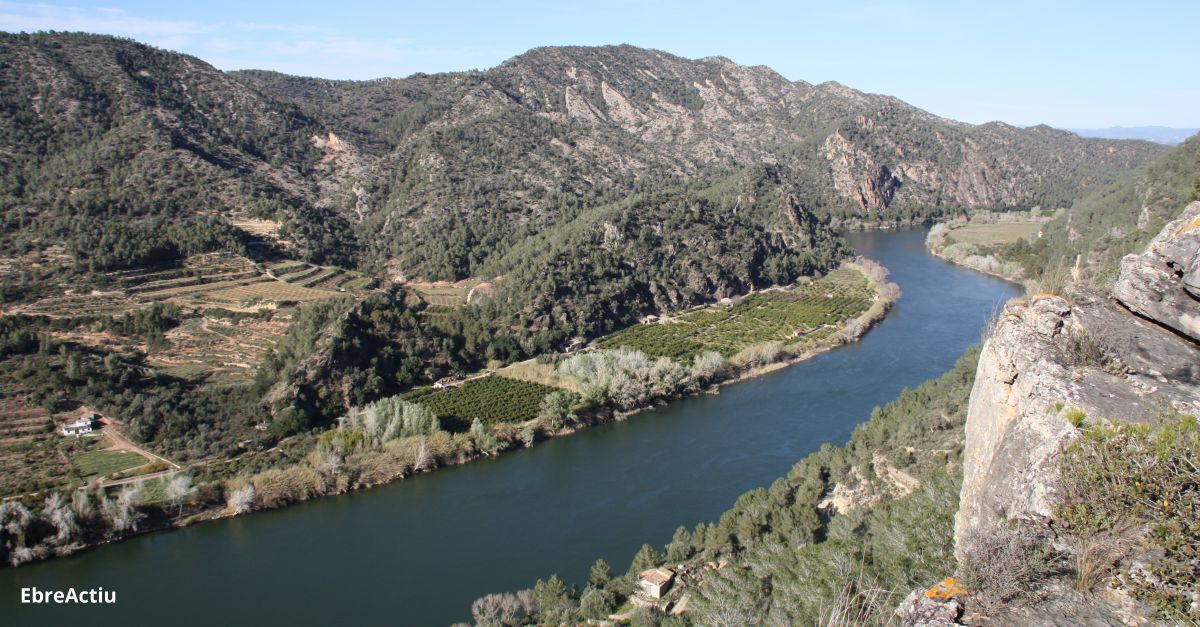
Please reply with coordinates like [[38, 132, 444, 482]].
[[235, 44, 1165, 280], [0, 32, 1172, 503], [998, 134, 1200, 287], [2, 33, 1164, 285], [471, 348, 981, 625]]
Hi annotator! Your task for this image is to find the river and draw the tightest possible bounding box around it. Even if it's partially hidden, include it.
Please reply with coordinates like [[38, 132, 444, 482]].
[[2, 228, 1019, 626]]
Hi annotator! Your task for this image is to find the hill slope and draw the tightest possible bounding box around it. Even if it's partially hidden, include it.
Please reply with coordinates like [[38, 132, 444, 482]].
[[236, 44, 1166, 278], [1, 34, 1166, 284]]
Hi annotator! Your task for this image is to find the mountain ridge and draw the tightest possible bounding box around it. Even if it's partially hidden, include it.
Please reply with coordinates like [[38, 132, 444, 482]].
[[1, 32, 1168, 284]]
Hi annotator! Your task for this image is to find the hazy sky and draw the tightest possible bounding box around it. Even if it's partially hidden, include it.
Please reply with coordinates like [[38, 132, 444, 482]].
[[2, 0, 1197, 128]]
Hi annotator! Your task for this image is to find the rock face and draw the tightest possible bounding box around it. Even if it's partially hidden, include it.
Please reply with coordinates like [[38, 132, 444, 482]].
[[952, 205, 1200, 619], [1112, 201, 1200, 340], [957, 290, 1200, 558], [895, 588, 964, 627]]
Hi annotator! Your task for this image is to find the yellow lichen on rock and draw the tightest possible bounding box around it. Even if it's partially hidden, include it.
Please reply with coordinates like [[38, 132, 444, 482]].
[[924, 577, 966, 600]]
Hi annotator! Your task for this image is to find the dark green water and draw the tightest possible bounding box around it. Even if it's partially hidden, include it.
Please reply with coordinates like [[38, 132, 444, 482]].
[[2, 229, 1019, 626]]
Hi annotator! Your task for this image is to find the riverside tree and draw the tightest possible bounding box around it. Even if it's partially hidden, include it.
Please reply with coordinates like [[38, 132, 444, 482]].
[[537, 391, 576, 429], [227, 485, 255, 515], [41, 493, 79, 545], [102, 485, 143, 534], [165, 474, 194, 517]]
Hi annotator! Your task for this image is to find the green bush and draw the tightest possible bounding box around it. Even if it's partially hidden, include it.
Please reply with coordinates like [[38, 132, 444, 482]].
[[1057, 414, 1200, 619]]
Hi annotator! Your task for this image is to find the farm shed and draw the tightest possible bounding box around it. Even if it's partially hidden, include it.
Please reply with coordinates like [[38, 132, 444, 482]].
[[637, 568, 676, 599]]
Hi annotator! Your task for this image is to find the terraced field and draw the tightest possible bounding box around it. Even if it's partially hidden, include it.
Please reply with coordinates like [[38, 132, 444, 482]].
[[9, 253, 373, 319], [597, 267, 876, 361], [7, 291, 137, 317], [151, 313, 291, 381], [203, 281, 342, 304], [0, 396, 52, 442], [267, 261, 373, 292], [406, 279, 492, 307], [120, 255, 370, 309], [0, 395, 73, 496]]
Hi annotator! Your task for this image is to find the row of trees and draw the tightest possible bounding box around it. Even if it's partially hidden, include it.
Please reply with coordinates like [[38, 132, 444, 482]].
[[1, 484, 153, 566], [557, 348, 725, 410]]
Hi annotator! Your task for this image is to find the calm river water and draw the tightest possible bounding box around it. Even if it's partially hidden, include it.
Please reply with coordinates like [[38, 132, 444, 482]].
[[2, 228, 1019, 626]]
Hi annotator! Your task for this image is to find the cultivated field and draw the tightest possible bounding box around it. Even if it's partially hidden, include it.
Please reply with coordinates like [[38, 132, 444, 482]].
[[597, 268, 875, 361], [9, 291, 139, 317], [6, 252, 366, 318], [203, 281, 343, 304], [401, 375, 568, 430], [5, 252, 380, 392], [150, 313, 292, 382], [944, 222, 1042, 247], [71, 449, 147, 479], [0, 395, 73, 496]]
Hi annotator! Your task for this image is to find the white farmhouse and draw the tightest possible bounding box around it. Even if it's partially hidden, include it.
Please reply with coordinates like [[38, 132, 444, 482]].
[[60, 414, 96, 436]]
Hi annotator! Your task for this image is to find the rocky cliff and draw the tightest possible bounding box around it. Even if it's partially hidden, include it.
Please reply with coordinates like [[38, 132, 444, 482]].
[[909, 202, 1200, 624]]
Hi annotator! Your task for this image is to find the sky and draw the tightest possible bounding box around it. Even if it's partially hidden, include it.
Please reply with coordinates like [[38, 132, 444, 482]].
[[1, 0, 1197, 128]]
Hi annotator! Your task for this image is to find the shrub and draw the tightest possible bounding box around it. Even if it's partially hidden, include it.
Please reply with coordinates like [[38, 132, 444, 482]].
[[1056, 414, 1200, 619], [559, 348, 695, 410], [731, 341, 783, 368], [958, 522, 1064, 613]]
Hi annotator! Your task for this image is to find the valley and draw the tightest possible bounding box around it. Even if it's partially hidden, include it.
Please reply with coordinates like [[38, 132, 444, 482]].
[[0, 228, 1019, 626], [0, 25, 1195, 627]]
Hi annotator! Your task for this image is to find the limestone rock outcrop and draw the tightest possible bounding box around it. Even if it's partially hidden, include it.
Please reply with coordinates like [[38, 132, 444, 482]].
[[951, 203, 1200, 621], [1112, 201, 1200, 340], [956, 291, 1200, 557]]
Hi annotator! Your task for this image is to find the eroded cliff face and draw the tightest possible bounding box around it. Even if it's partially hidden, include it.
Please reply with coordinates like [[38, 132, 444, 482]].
[[1112, 201, 1200, 341], [941, 201, 1200, 623]]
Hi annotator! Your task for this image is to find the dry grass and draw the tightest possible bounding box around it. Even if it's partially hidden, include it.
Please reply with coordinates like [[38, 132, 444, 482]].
[[946, 222, 1042, 247], [496, 360, 584, 394], [958, 523, 1064, 613], [406, 278, 490, 307], [228, 218, 283, 239]]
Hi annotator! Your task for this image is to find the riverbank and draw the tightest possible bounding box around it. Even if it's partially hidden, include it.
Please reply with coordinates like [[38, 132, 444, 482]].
[[2, 259, 900, 569], [1, 228, 1026, 627], [925, 222, 1032, 286]]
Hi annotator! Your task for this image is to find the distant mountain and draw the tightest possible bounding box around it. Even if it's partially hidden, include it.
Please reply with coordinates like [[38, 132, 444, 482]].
[[1067, 126, 1198, 145], [0, 33, 1169, 283]]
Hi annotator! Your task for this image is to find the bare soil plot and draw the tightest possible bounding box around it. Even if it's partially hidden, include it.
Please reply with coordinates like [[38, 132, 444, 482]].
[[228, 218, 283, 240], [407, 278, 493, 307]]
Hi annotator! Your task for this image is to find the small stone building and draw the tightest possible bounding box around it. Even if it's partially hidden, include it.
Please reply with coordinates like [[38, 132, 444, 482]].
[[637, 568, 676, 599]]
